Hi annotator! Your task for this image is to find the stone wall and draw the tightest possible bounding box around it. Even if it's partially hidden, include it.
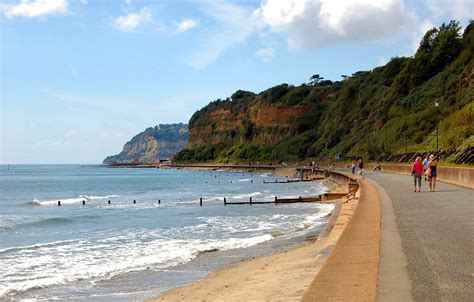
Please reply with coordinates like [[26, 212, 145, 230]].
[[365, 164, 474, 189]]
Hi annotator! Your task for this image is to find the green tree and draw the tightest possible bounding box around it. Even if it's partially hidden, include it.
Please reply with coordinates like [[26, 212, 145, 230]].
[[309, 74, 324, 85]]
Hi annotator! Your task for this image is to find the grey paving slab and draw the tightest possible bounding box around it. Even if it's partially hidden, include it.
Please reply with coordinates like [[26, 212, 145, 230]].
[[367, 171, 474, 302]]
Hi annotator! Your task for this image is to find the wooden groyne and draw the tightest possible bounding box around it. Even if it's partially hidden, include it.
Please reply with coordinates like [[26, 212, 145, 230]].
[[55, 169, 358, 207], [263, 179, 312, 184], [224, 193, 349, 206]]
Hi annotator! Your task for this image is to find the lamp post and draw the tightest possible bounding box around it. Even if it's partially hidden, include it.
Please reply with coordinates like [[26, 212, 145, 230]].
[[435, 101, 439, 158]]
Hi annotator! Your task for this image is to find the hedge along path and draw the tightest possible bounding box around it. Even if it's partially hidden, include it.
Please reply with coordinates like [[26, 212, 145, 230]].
[[302, 178, 381, 302]]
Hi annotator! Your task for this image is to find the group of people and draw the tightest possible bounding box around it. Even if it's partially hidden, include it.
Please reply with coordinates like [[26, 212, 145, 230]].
[[351, 159, 365, 175], [411, 154, 438, 192]]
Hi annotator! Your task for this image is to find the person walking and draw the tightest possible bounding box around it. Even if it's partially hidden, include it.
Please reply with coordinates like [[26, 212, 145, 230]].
[[358, 158, 364, 171], [422, 156, 429, 181], [351, 160, 356, 174], [411, 157, 423, 192], [427, 154, 438, 192]]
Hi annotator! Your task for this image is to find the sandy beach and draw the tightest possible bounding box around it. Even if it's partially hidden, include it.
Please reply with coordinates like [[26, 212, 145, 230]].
[[147, 170, 371, 301]]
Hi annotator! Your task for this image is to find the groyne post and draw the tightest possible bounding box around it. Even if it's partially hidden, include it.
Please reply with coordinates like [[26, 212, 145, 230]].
[[82, 200, 85, 205], [250, 197, 253, 205], [200, 198, 203, 206], [224, 197, 227, 206], [133, 200, 136, 204], [58, 200, 61, 206], [108, 200, 111, 204], [158, 199, 161, 204]]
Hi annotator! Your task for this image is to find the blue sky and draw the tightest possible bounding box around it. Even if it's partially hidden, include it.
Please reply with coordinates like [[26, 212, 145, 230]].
[[1, 0, 472, 164]]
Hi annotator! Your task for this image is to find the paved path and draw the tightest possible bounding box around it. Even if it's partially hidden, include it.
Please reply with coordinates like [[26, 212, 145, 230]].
[[368, 171, 474, 301]]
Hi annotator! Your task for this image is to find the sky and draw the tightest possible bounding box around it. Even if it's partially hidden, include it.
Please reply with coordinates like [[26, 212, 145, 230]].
[[0, 0, 473, 164]]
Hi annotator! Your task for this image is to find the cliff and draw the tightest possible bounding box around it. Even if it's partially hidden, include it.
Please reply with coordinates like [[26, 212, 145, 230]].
[[175, 20, 473, 162], [103, 123, 188, 164]]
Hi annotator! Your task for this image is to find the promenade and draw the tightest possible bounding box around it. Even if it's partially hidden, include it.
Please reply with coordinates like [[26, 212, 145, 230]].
[[368, 171, 474, 301]]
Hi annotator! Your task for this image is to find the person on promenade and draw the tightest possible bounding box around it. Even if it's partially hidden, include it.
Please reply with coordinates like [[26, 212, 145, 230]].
[[427, 154, 438, 192], [422, 156, 429, 181], [358, 158, 364, 171], [344, 187, 358, 204], [373, 162, 381, 171], [351, 161, 356, 174], [411, 157, 423, 192]]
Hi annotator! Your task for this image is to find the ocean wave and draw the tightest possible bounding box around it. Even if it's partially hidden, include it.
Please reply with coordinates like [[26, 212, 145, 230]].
[[0, 234, 272, 299], [232, 191, 262, 199], [0, 239, 84, 254], [298, 204, 334, 229], [31, 195, 119, 206]]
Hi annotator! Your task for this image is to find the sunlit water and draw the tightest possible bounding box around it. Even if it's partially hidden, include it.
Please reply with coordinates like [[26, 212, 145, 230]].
[[0, 165, 332, 300]]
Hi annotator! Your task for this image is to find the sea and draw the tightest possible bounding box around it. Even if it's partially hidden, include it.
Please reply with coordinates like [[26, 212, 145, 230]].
[[0, 165, 333, 301]]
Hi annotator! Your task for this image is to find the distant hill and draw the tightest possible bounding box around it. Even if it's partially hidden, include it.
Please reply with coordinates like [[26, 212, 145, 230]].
[[175, 20, 473, 163], [103, 123, 188, 164]]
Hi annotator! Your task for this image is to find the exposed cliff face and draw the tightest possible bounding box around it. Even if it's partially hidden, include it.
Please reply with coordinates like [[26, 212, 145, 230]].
[[103, 123, 188, 163], [177, 85, 335, 161], [187, 102, 321, 149], [175, 21, 473, 162]]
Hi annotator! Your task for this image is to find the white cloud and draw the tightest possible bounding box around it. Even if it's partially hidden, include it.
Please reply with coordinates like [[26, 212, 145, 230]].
[[187, 0, 255, 69], [253, 0, 417, 49], [176, 18, 199, 33], [113, 7, 152, 32], [3, 0, 68, 19], [256, 47, 275, 62], [410, 19, 435, 54], [426, 0, 474, 20]]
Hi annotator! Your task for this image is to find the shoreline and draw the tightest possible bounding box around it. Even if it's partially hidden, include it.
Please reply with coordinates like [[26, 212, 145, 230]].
[[146, 168, 358, 301], [139, 214, 330, 301], [147, 201, 355, 301]]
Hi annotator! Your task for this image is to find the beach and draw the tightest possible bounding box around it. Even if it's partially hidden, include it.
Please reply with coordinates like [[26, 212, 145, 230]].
[[147, 169, 366, 301], [148, 198, 355, 301]]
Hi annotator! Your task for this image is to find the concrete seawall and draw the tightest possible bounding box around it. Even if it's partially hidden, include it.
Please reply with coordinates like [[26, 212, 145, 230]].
[[302, 172, 380, 301], [364, 164, 474, 189]]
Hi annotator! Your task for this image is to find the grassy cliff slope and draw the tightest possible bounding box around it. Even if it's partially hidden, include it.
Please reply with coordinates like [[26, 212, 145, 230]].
[[175, 21, 473, 163]]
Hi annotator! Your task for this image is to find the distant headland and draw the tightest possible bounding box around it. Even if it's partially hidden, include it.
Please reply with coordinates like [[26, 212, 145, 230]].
[[103, 123, 188, 164]]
